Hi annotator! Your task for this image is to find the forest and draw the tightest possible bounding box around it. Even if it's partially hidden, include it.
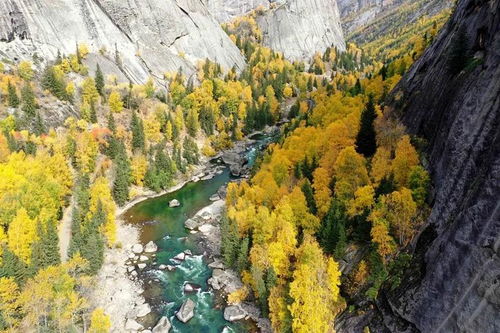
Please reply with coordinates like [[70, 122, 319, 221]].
[[0, 3, 452, 332]]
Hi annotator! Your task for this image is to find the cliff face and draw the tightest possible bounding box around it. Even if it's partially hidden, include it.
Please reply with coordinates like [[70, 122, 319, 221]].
[[0, 0, 245, 83], [203, 0, 269, 23], [338, 0, 500, 332], [257, 0, 346, 59]]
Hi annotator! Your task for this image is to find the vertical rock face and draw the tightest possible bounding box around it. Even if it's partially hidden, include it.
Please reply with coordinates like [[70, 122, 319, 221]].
[[337, 0, 500, 332], [203, 0, 270, 23], [257, 0, 346, 60], [0, 0, 245, 83]]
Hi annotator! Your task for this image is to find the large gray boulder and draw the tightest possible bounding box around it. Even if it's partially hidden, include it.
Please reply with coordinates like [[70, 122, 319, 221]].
[[169, 199, 181, 208], [223, 305, 247, 322], [135, 302, 151, 318], [176, 299, 196, 323], [144, 241, 158, 253], [152, 316, 171, 333], [132, 244, 144, 254], [125, 318, 144, 331]]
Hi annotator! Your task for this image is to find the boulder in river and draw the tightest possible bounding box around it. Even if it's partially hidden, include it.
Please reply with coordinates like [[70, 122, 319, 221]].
[[144, 241, 158, 253], [173, 252, 186, 261], [138, 263, 147, 270], [139, 255, 149, 262], [184, 283, 201, 293], [125, 318, 144, 331], [184, 218, 198, 230], [176, 298, 196, 323], [132, 243, 143, 254], [224, 305, 247, 322], [169, 199, 180, 207], [152, 316, 172, 333]]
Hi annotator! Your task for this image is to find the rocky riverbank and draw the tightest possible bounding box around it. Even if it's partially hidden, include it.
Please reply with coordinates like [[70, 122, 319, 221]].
[[188, 200, 272, 333], [91, 130, 276, 332]]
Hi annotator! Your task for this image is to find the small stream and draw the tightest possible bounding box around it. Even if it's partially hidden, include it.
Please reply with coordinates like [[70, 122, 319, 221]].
[[123, 134, 273, 333]]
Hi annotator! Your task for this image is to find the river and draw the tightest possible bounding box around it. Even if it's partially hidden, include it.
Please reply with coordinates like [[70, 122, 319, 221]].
[[123, 134, 273, 332]]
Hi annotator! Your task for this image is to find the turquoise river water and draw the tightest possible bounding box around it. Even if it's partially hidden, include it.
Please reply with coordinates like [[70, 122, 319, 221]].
[[123, 135, 272, 333]]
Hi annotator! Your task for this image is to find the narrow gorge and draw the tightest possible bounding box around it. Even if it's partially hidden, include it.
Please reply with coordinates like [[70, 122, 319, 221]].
[[0, 0, 498, 333]]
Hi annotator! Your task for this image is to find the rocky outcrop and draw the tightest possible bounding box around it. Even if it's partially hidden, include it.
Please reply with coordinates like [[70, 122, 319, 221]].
[[338, 0, 500, 332], [204, 0, 269, 23], [257, 0, 346, 59], [224, 304, 247, 321], [152, 316, 171, 333], [176, 298, 196, 323], [0, 0, 245, 83]]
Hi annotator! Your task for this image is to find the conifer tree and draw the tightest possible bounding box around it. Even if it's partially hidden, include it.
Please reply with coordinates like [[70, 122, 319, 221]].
[[21, 83, 37, 118], [236, 237, 249, 273], [7, 81, 19, 108], [301, 179, 317, 215], [80, 202, 105, 275], [33, 112, 46, 136], [319, 199, 347, 256], [41, 66, 67, 100], [30, 220, 60, 272], [173, 144, 186, 174], [131, 111, 145, 151], [107, 112, 116, 133], [95, 63, 105, 96], [221, 216, 239, 268], [182, 137, 200, 165], [0, 246, 28, 283], [355, 95, 377, 157], [68, 207, 83, 258], [112, 141, 131, 206]]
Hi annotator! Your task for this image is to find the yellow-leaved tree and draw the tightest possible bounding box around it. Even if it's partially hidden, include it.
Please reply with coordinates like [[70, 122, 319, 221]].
[[82, 77, 99, 105], [289, 235, 342, 333], [108, 90, 124, 113], [0, 277, 20, 330], [88, 177, 117, 246], [131, 154, 148, 186], [7, 208, 38, 263], [393, 135, 419, 187], [333, 146, 370, 202], [89, 308, 111, 333]]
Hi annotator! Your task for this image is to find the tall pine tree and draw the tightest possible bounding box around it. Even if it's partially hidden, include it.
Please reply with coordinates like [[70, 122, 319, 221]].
[[131, 111, 145, 151], [21, 83, 37, 118], [95, 63, 105, 96], [355, 95, 377, 157], [30, 220, 61, 272], [112, 140, 131, 206], [7, 81, 19, 108]]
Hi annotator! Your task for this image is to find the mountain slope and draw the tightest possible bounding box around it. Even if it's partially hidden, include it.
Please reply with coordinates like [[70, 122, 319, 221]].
[[339, 0, 453, 41], [256, 0, 346, 59], [0, 0, 245, 83], [338, 0, 500, 331]]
